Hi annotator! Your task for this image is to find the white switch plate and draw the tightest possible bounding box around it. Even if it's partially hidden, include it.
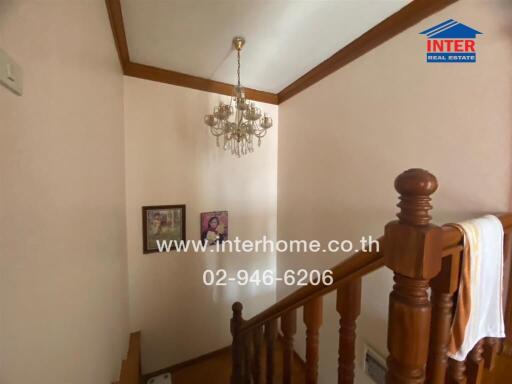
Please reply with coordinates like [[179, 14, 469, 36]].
[[0, 48, 23, 95]]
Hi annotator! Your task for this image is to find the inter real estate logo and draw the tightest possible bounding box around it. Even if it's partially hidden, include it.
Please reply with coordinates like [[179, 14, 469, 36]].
[[420, 19, 482, 63]]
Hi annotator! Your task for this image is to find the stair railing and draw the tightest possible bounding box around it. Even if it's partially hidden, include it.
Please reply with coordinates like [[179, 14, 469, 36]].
[[230, 168, 512, 384], [428, 214, 512, 384]]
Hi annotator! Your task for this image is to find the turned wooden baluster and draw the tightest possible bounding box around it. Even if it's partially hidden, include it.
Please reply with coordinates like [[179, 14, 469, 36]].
[[502, 232, 512, 342], [482, 337, 499, 371], [244, 332, 254, 384], [466, 340, 484, 384], [490, 230, 512, 367], [448, 359, 468, 384], [384, 169, 443, 384], [232, 302, 245, 384], [253, 326, 264, 384], [336, 279, 361, 384], [281, 310, 297, 384], [426, 251, 461, 383], [304, 296, 323, 384], [265, 318, 278, 384]]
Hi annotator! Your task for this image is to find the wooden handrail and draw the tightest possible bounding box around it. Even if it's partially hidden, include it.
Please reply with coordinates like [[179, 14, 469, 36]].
[[230, 169, 512, 384], [237, 214, 512, 336], [240, 242, 383, 334], [441, 213, 512, 250], [428, 214, 512, 383]]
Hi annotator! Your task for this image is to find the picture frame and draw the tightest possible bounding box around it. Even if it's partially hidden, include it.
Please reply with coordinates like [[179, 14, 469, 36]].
[[200, 211, 228, 246], [142, 205, 186, 254]]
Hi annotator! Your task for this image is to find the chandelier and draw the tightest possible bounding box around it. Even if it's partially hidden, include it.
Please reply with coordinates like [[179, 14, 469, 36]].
[[204, 37, 273, 157]]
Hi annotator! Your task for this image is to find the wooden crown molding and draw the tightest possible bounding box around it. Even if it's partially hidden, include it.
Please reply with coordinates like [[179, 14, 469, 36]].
[[277, 0, 458, 103], [105, 0, 278, 105], [124, 62, 278, 104], [105, 0, 129, 71], [106, 0, 457, 106]]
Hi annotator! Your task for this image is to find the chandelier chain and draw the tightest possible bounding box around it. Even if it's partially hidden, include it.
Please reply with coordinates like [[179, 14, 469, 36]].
[[237, 49, 241, 88]]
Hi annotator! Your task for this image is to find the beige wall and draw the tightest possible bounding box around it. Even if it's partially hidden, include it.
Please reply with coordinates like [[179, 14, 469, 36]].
[[2, 0, 511, 382], [277, 1, 512, 383], [0, 1, 129, 383], [123, 76, 278, 373]]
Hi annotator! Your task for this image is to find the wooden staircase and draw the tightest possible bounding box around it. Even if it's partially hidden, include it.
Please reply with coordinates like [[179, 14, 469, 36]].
[[169, 339, 306, 384], [228, 169, 512, 384], [120, 169, 512, 384], [138, 341, 512, 383]]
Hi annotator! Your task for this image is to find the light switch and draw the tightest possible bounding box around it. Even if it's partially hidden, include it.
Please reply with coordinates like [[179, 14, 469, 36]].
[[0, 48, 23, 95]]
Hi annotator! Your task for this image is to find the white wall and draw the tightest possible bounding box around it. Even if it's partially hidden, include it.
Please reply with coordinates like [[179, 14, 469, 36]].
[[277, 1, 512, 383], [123, 76, 278, 373], [0, 1, 128, 383]]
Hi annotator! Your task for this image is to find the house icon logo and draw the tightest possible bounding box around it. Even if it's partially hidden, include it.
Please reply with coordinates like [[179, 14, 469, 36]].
[[420, 19, 482, 63]]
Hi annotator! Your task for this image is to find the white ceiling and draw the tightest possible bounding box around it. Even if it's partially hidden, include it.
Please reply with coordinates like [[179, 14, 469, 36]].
[[122, 0, 412, 93]]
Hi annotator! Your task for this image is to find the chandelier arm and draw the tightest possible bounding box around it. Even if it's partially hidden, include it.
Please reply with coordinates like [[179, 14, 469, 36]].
[[254, 128, 268, 139], [210, 127, 224, 137]]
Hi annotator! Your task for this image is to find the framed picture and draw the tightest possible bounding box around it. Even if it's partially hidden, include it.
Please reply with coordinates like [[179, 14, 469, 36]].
[[200, 211, 228, 246], [142, 205, 186, 254]]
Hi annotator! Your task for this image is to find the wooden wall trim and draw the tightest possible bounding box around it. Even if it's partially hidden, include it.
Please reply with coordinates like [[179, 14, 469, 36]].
[[118, 331, 141, 384], [105, 0, 129, 71], [125, 62, 279, 105], [142, 335, 305, 382], [106, 0, 457, 105], [142, 345, 232, 381], [277, 0, 458, 103], [104, 0, 278, 105]]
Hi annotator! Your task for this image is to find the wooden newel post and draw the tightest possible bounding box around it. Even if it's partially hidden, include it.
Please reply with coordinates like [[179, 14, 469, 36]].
[[231, 301, 244, 384], [384, 169, 443, 384]]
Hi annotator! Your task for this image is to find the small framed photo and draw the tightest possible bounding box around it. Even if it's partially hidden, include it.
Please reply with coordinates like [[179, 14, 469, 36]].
[[201, 211, 228, 246], [142, 205, 186, 254]]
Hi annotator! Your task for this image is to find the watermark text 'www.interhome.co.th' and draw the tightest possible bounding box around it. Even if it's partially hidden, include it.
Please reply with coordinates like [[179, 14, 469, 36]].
[[156, 235, 380, 254]]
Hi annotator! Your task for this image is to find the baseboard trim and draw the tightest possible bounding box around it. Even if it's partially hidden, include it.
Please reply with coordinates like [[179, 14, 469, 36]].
[[142, 333, 306, 382], [142, 345, 231, 381]]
